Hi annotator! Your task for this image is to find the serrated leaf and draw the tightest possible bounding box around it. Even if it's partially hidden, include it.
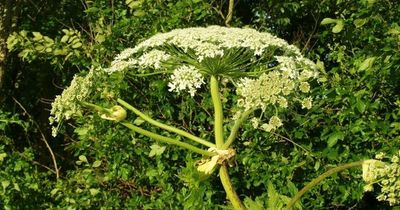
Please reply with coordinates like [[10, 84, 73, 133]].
[[92, 160, 102, 168], [321, 18, 337, 25], [244, 197, 263, 210], [78, 155, 88, 163], [149, 144, 166, 157], [332, 20, 344, 33]]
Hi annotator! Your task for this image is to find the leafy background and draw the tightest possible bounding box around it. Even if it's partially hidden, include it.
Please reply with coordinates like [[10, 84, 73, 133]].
[[1, 0, 399, 209]]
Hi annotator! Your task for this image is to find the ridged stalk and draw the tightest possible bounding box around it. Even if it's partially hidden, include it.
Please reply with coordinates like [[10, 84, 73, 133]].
[[285, 160, 365, 210], [117, 98, 215, 148], [210, 76, 224, 148], [121, 121, 215, 156], [220, 164, 246, 210]]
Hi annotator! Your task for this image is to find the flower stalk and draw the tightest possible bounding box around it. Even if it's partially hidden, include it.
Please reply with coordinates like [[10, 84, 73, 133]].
[[219, 164, 246, 210], [210, 76, 224, 148], [223, 108, 254, 149], [285, 160, 365, 210], [117, 98, 215, 148], [121, 121, 215, 156]]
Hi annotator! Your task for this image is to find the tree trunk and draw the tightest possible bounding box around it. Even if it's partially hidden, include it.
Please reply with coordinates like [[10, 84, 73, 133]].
[[0, 0, 12, 98]]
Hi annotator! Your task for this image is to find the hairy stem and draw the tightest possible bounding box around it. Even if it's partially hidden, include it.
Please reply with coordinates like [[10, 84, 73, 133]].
[[220, 164, 246, 210], [222, 109, 254, 149], [210, 76, 224, 148], [117, 98, 215, 148], [121, 121, 215, 156], [285, 160, 365, 210]]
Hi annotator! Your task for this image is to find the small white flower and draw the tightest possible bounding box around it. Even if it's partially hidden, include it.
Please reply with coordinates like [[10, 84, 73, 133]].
[[137, 49, 170, 69], [168, 65, 205, 96], [301, 97, 313, 109]]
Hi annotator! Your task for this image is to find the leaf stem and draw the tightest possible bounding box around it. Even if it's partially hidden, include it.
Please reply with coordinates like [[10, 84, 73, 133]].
[[219, 164, 246, 210], [117, 98, 215, 148], [285, 160, 365, 210], [210, 76, 224, 148], [120, 121, 215, 156], [222, 109, 254, 149]]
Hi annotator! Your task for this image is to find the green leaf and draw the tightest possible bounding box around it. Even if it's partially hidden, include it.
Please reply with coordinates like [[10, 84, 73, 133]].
[[356, 100, 366, 113], [71, 42, 82, 48], [359, 57, 376, 71], [149, 144, 166, 157], [244, 197, 263, 210], [321, 18, 337, 25], [332, 20, 344, 33], [92, 160, 102, 168], [50, 188, 59, 196], [78, 155, 88, 163], [353, 18, 368, 28], [133, 117, 145, 125], [61, 35, 69, 43], [327, 131, 344, 148], [0, 153, 6, 162], [1, 180, 10, 191], [32, 32, 43, 40], [89, 188, 100, 196], [133, 10, 146, 17], [95, 34, 106, 43]]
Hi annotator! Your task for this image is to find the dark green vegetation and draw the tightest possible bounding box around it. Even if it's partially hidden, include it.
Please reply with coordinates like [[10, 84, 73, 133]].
[[1, 0, 399, 209]]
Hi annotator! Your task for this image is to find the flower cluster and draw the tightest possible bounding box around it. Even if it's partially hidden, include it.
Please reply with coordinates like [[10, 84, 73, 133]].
[[362, 152, 400, 206], [49, 69, 97, 136], [104, 25, 316, 97], [168, 65, 205, 96]]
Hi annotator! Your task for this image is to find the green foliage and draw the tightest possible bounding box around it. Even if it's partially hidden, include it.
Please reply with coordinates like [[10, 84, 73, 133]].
[[1, 0, 400, 209]]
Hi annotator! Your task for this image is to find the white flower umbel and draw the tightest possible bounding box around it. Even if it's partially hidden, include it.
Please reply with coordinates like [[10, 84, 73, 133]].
[[168, 65, 205, 97], [236, 72, 297, 111], [105, 25, 307, 74], [49, 69, 97, 136], [362, 152, 400, 206], [137, 49, 171, 69]]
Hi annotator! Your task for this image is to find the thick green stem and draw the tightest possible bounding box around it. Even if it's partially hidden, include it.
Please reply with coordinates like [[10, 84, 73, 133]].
[[121, 121, 215, 156], [285, 160, 365, 210], [117, 98, 215, 148], [222, 109, 254, 149], [81, 101, 111, 114], [220, 164, 246, 210], [210, 76, 224, 148]]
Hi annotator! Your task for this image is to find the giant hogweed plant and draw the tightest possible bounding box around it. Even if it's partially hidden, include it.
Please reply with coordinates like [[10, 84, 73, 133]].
[[49, 26, 400, 209]]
